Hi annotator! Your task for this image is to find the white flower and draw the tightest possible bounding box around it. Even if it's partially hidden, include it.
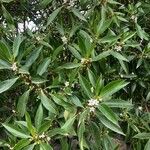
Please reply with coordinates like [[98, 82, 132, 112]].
[[39, 133, 45, 138], [65, 81, 69, 87], [131, 15, 137, 22], [11, 62, 17, 71], [63, 0, 68, 3], [81, 58, 92, 64], [47, 137, 51, 141], [88, 99, 99, 107], [36, 36, 41, 41], [81, 58, 86, 64], [114, 45, 122, 51], [61, 36, 68, 44], [138, 106, 142, 111], [89, 107, 95, 112], [69, 0, 74, 7]]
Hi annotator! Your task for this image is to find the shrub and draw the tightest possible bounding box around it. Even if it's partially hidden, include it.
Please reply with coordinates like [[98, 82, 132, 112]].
[[0, 0, 150, 149]]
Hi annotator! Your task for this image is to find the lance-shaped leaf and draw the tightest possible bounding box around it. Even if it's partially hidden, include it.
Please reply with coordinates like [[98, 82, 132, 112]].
[[102, 99, 133, 108], [92, 51, 110, 61], [47, 7, 62, 26], [59, 62, 81, 69], [25, 46, 42, 67], [0, 41, 12, 61], [96, 112, 125, 135], [17, 90, 30, 117], [145, 139, 150, 150], [37, 57, 51, 76], [71, 8, 87, 22], [79, 74, 92, 98], [40, 143, 53, 150], [2, 123, 31, 138], [2, 5, 14, 25], [39, 0, 53, 8], [13, 139, 31, 150], [0, 77, 18, 94], [0, 59, 11, 70], [98, 104, 119, 126], [68, 45, 82, 60], [133, 133, 150, 139], [61, 115, 76, 133], [100, 80, 129, 98], [35, 104, 43, 130], [40, 90, 57, 114], [110, 51, 129, 62], [13, 35, 24, 58]]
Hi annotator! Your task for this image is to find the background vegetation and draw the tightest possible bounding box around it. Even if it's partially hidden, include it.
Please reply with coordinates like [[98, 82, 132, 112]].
[[0, 0, 150, 149]]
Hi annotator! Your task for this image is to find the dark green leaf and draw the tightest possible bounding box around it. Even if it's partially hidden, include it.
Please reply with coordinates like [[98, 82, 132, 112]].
[[0, 77, 19, 94], [17, 90, 30, 117]]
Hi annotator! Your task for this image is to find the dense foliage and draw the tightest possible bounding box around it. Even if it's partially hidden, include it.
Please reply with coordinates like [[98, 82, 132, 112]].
[[0, 0, 150, 149]]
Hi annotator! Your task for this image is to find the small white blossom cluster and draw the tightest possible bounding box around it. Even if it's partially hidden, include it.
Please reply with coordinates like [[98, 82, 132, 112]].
[[138, 106, 142, 111], [81, 58, 92, 65], [39, 132, 50, 141], [65, 81, 69, 87], [69, 0, 74, 7], [11, 62, 17, 71], [131, 15, 137, 22], [114, 45, 122, 52], [88, 98, 99, 112], [61, 36, 68, 44]]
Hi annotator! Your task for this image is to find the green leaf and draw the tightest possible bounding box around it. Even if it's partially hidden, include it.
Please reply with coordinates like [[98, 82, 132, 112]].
[[70, 95, 83, 108], [13, 35, 24, 58], [96, 113, 125, 135], [144, 139, 150, 150], [35, 104, 43, 130], [2, 123, 31, 138], [71, 8, 87, 22], [25, 46, 43, 67], [110, 51, 129, 62], [136, 23, 149, 40], [37, 57, 51, 76], [97, 19, 112, 36], [87, 68, 96, 87], [59, 62, 81, 69], [14, 139, 31, 150], [99, 35, 119, 43], [40, 90, 57, 114], [98, 104, 119, 126], [0, 59, 11, 70], [40, 143, 53, 150], [38, 120, 52, 134], [61, 115, 76, 133], [68, 45, 82, 60], [102, 99, 133, 108], [2, 5, 14, 25], [17, 90, 30, 117], [39, 0, 53, 8], [100, 80, 129, 98], [25, 112, 36, 136], [0, 77, 18, 94], [47, 7, 62, 26], [22, 144, 35, 150], [79, 74, 92, 98], [133, 133, 150, 139], [92, 51, 110, 61], [122, 32, 136, 43], [0, 40, 12, 61], [78, 121, 89, 150]]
